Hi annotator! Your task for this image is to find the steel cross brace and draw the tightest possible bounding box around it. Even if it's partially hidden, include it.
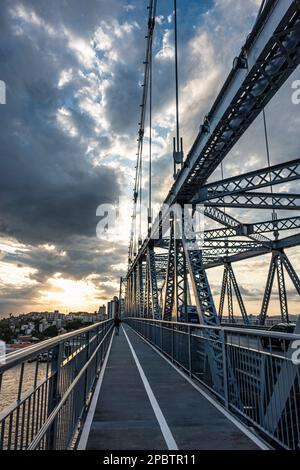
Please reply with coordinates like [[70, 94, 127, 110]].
[[259, 250, 294, 325], [147, 246, 161, 320], [205, 192, 300, 211], [218, 263, 249, 324], [182, 236, 242, 403], [194, 159, 300, 203], [204, 206, 271, 245], [174, 237, 188, 322], [162, 221, 175, 321]]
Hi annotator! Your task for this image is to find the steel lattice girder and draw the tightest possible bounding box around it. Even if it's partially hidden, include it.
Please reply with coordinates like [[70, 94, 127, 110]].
[[203, 234, 300, 269], [259, 250, 291, 325], [171, 2, 300, 202], [182, 240, 224, 394], [144, 259, 151, 318], [204, 206, 272, 245], [118, 277, 127, 317], [228, 265, 249, 324], [218, 267, 228, 321], [194, 159, 300, 203], [218, 263, 249, 325], [129, 0, 300, 280], [162, 222, 175, 321], [276, 255, 289, 323], [182, 240, 241, 402], [127, 1, 300, 277], [146, 247, 161, 320], [204, 215, 300, 240], [162, 221, 189, 321], [183, 245, 219, 327], [259, 253, 280, 325], [227, 268, 234, 323], [205, 192, 300, 210], [252, 215, 300, 234], [201, 240, 266, 249], [202, 245, 264, 259], [137, 262, 144, 317], [281, 251, 300, 295], [174, 239, 188, 320]]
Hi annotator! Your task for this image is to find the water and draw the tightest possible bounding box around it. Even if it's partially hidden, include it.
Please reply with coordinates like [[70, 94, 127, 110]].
[[0, 362, 47, 414]]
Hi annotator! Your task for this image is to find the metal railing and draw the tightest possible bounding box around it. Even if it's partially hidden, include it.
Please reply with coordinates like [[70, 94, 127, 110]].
[[0, 319, 113, 450], [126, 318, 300, 450]]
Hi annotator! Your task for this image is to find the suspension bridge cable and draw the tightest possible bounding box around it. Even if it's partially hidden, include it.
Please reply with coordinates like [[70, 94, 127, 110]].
[[172, 0, 183, 179], [174, 0, 180, 152], [148, 38, 153, 230], [139, 139, 143, 244], [128, 0, 157, 265]]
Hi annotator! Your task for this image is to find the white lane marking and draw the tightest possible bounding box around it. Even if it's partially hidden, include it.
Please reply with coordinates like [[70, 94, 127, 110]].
[[127, 325, 271, 451], [77, 331, 114, 450], [122, 326, 178, 451]]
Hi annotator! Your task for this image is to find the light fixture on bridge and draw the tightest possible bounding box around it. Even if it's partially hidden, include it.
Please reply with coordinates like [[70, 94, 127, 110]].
[[233, 48, 248, 70], [200, 115, 211, 134], [173, 137, 184, 179]]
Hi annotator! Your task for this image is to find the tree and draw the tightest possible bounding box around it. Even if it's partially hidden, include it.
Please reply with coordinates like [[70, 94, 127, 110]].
[[0, 320, 13, 343], [43, 325, 58, 338], [65, 320, 83, 331]]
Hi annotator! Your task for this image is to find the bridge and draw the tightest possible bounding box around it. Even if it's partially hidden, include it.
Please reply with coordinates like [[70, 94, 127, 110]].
[[1, 0, 300, 451]]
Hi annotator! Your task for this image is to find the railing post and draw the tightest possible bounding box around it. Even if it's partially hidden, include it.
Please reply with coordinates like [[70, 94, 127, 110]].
[[97, 324, 103, 372], [171, 323, 174, 362], [48, 342, 63, 449], [221, 330, 229, 409], [84, 331, 92, 404], [188, 325, 192, 377]]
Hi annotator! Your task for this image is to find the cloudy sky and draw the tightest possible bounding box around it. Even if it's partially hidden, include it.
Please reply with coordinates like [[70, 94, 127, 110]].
[[0, 0, 299, 318]]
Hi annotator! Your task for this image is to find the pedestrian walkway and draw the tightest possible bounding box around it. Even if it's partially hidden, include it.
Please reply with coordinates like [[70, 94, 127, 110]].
[[80, 324, 263, 450]]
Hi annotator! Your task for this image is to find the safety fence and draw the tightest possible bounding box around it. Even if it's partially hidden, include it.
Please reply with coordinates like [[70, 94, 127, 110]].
[[0, 319, 113, 450], [126, 318, 300, 450]]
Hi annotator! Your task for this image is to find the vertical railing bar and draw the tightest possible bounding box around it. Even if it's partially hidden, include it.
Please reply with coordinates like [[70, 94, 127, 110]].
[[188, 325, 192, 377], [25, 395, 32, 449], [19, 401, 26, 450], [222, 330, 229, 409], [293, 369, 300, 448], [7, 411, 13, 450], [0, 419, 5, 450]]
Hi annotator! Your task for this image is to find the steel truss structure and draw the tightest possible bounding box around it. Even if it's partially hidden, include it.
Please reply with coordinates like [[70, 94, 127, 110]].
[[124, 0, 300, 400]]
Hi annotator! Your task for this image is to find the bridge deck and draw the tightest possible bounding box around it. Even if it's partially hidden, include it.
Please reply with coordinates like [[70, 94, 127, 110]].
[[80, 325, 261, 450]]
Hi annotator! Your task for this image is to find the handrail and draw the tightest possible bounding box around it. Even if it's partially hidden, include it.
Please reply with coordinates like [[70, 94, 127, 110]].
[[125, 317, 300, 341], [1, 319, 112, 373], [127, 315, 300, 450], [0, 318, 114, 450], [27, 324, 113, 450]]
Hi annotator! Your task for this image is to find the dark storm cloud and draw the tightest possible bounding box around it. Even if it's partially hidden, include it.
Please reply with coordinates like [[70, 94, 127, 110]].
[[0, 285, 41, 311], [104, 63, 141, 136], [3, 0, 121, 36], [3, 236, 127, 282], [0, 0, 130, 314], [0, 0, 122, 247]]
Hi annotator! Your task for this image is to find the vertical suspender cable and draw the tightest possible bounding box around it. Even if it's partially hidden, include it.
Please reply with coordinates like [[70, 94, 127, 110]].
[[174, 0, 180, 152], [173, 0, 183, 179], [128, 0, 157, 266], [148, 41, 153, 230], [139, 139, 143, 244]]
